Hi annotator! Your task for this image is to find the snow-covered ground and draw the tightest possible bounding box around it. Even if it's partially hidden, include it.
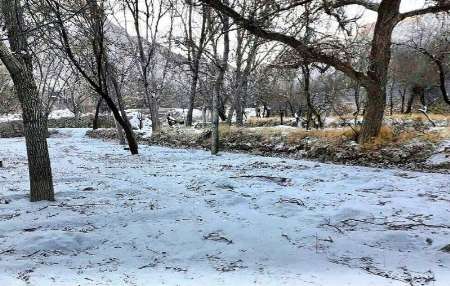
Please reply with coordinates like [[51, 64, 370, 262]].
[[0, 109, 77, 123], [1, 129, 450, 286]]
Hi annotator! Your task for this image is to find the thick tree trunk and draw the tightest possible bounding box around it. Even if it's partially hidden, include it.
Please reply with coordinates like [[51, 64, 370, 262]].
[[19, 77, 55, 201], [0, 0, 54, 201], [235, 92, 244, 126], [148, 94, 161, 132], [359, 0, 401, 143], [359, 86, 386, 143]]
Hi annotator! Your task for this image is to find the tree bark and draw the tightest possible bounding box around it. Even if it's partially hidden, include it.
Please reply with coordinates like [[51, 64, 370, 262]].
[[359, 0, 401, 143], [359, 86, 386, 143], [106, 61, 136, 147], [186, 4, 209, 127], [50, 0, 139, 154], [186, 66, 199, 126], [0, 0, 54, 201], [93, 97, 103, 130], [400, 87, 406, 113], [211, 1, 230, 155], [436, 59, 450, 105]]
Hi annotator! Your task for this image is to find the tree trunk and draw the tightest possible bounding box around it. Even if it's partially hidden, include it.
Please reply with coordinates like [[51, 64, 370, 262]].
[[19, 76, 55, 202], [235, 92, 244, 126], [359, 86, 386, 143], [302, 65, 319, 130], [93, 97, 103, 129], [202, 105, 207, 124], [436, 60, 450, 105], [106, 61, 137, 146], [149, 95, 161, 132], [0, 0, 54, 201], [400, 88, 406, 113], [226, 105, 234, 125], [359, 0, 400, 143], [211, 0, 230, 155], [389, 80, 395, 116], [186, 67, 199, 127], [211, 86, 220, 155], [405, 86, 420, 114]]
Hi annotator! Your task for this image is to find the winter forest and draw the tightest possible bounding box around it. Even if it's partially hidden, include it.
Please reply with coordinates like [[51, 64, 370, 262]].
[[1, 0, 450, 285]]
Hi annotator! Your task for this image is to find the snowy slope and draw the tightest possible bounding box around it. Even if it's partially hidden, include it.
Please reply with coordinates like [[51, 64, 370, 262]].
[[0, 129, 450, 285]]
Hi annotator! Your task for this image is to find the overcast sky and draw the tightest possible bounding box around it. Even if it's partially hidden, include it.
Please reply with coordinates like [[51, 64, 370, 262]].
[[401, 0, 426, 11], [114, 0, 432, 44], [353, 0, 427, 23]]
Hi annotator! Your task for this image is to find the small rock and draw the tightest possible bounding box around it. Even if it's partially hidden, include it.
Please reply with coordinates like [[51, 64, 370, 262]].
[[440, 244, 450, 253], [203, 232, 233, 244]]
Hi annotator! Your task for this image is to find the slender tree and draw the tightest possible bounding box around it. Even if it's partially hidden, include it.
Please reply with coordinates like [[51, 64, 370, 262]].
[[211, 0, 230, 154], [45, 0, 139, 154], [182, 2, 211, 126]]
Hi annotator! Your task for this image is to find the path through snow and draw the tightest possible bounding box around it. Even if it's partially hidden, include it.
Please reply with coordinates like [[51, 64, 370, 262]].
[[0, 128, 449, 285]]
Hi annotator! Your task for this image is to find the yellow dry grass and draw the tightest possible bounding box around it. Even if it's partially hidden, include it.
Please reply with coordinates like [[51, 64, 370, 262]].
[[387, 113, 450, 122], [220, 123, 448, 150], [287, 128, 357, 144], [362, 125, 446, 150]]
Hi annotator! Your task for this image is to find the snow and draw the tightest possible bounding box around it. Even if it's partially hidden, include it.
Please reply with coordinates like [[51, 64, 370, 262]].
[[169, 108, 204, 121], [0, 113, 21, 123], [126, 110, 153, 135], [1, 128, 450, 285], [0, 109, 76, 123], [426, 140, 450, 168], [48, 109, 75, 119]]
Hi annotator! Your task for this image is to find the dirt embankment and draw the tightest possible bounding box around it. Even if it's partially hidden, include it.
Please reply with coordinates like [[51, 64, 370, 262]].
[[86, 124, 450, 173], [0, 115, 115, 138]]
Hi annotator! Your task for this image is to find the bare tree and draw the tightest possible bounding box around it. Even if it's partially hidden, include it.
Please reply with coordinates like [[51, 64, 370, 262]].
[[198, 0, 450, 143], [400, 20, 450, 105], [210, 0, 230, 154], [122, 0, 176, 132], [44, 0, 139, 154], [182, 1, 212, 126], [0, 0, 54, 201]]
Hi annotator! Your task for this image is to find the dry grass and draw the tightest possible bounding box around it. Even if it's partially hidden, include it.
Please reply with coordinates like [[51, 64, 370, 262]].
[[245, 116, 294, 127], [220, 123, 448, 150], [287, 127, 357, 144], [219, 124, 285, 140], [386, 113, 450, 122], [362, 125, 446, 150]]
